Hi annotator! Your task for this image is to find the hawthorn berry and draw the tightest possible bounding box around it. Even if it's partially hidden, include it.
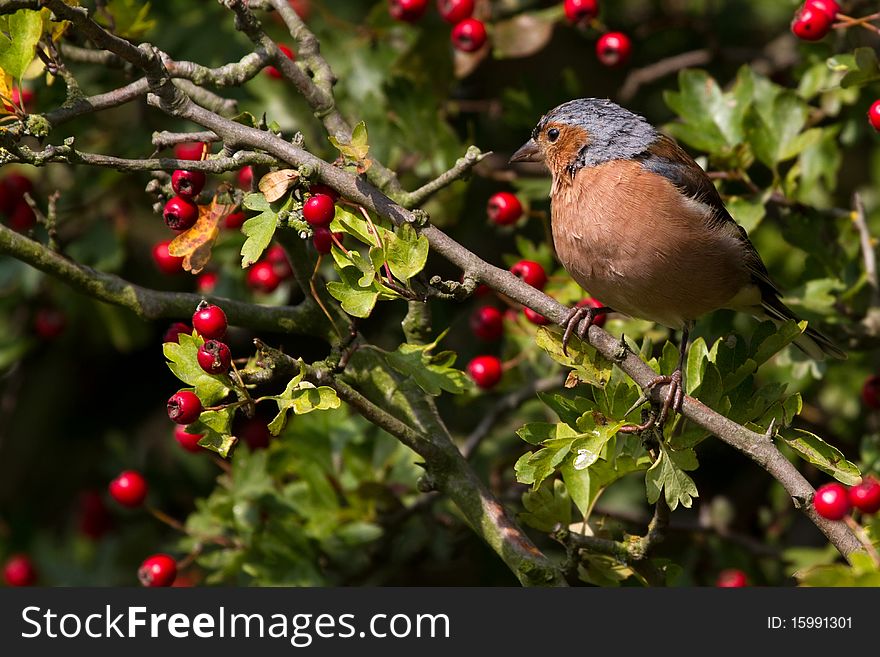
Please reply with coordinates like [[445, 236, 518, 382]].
[[791, 4, 832, 41], [192, 303, 228, 339], [438, 0, 474, 24], [596, 32, 632, 67], [849, 478, 880, 514], [152, 240, 184, 275], [563, 0, 599, 25], [303, 193, 336, 226], [163, 195, 199, 232], [577, 297, 607, 328], [813, 482, 851, 520], [523, 306, 550, 325], [266, 244, 293, 280], [174, 425, 205, 453], [308, 183, 340, 202], [389, 0, 428, 22], [470, 306, 504, 341], [3, 87, 34, 112], [138, 554, 177, 587], [224, 210, 248, 230], [806, 0, 839, 21], [265, 44, 296, 79], [715, 569, 748, 587], [510, 260, 548, 290], [868, 101, 880, 132], [163, 322, 191, 344], [237, 166, 254, 190], [7, 200, 36, 232], [467, 355, 503, 390], [3, 554, 36, 587], [108, 470, 148, 508], [451, 18, 488, 53], [197, 271, 218, 294], [862, 375, 880, 409], [234, 415, 272, 450], [171, 170, 206, 198], [487, 192, 523, 226], [33, 307, 66, 340], [197, 340, 232, 375], [167, 390, 203, 425], [0, 173, 33, 214], [312, 227, 343, 255], [174, 141, 207, 161], [247, 261, 282, 294]]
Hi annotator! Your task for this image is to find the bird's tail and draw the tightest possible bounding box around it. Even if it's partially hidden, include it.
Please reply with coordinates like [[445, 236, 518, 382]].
[[760, 294, 846, 361]]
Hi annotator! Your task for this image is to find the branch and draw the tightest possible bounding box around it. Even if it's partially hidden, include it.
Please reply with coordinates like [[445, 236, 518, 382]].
[[152, 130, 221, 149], [618, 49, 712, 103], [399, 146, 490, 208], [0, 224, 325, 336], [853, 192, 879, 307]]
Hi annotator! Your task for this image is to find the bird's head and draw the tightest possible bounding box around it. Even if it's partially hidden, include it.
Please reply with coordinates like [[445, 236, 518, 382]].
[[509, 98, 658, 180]]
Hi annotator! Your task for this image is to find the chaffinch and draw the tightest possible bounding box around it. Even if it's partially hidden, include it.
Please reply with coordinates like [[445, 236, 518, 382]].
[[510, 98, 844, 428]]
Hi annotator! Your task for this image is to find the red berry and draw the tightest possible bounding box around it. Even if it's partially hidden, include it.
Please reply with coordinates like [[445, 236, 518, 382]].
[[197, 339, 232, 375], [265, 44, 295, 79], [108, 470, 148, 508], [7, 200, 35, 231], [163, 322, 191, 344], [523, 306, 550, 325], [389, 0, 427, 22], [715, 569, 748, 588], [868, 101, 880, 132], [510, 260, 548, 290], [266, 244, 293, 280], [174, 141, 207, 161], [78, 490, 113, 540], [791, 5, 832, 41], [308, 183, 339, 202], [167, 390, 203, 425], [470, 306, 504, 341], [234, 415, 272, 450], [247, 261, 282, 294], [312, 227, 343, 255], [197, 271, 218, 294], [813, 482, 851, 520], [563, 0, 599, 24], [171, 170, 206, 198], [192, 303, 228, 339], [174, 425, 205, 453], [487, 192, 523, 226], [806, 0, 840, 21], [862, 375, 880, 409], [237, 166, 254, 190], [224, 210, 248, 230], [438, 0, 474, 24], [303, 193, 335, 227], [33, 307, 66, 340], [596, 31, 632, 67], [152, 240, 184, 275], [467, 355, 503, 389], [3, 554, 36, 587], [163, 196, 199, 231], [4, 87, 35, 112], [138, 554, 177, 587], [0, 173, 33, 214], [451, 18, 488, 53], [577, 296, 607, 328], [849, 478, 880, 514]]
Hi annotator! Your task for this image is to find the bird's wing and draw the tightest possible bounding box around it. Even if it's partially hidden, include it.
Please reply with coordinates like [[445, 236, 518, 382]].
[[639, 134, 779, 295]]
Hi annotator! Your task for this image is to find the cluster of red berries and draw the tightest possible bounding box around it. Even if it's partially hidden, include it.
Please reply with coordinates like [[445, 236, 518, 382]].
[[303, 183, 344, 255], [791, 0, 839, 41], [0, 171, 36, 232], [389, 0, 488, 53], [563, 0, 632, 67], [813, 477, 880, 520]]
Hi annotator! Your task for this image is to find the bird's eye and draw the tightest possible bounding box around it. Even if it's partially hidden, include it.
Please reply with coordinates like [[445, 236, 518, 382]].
[[547, 128, 560, 143]]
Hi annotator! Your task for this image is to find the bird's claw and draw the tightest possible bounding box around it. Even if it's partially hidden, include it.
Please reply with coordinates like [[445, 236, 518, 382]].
[[561, 305, 601, 356], [618, 369, 684, 433]]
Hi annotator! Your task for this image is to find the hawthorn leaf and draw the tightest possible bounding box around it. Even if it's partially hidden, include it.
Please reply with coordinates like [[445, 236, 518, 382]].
[[240, 208, 277, 268], [645, 444, 699, 510], [0, 10, 42, 80], [162, 332, 231, 405], [385, 331, 471, 396], [781, 429, 862, 486]]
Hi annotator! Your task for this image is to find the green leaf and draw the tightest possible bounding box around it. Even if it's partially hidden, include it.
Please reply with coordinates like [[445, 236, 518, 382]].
[[196, 429, 237, 458], [97, 0, 156, 39], [840, 47, 880, 89], [163, 332, 231, 405], [726, 197, 766, 233], [242, 193, 269, 212], [385, 331, 471, 396], [645, 443, 699, 510], [534, 327, 613, 388], [266, 365, 341, 435], [744, 91, 810, 168], [751, 320, 805, 366], [327, 266, 381, 318], [0, 9, 42, 80], [520, 480, 571, 532], [329, 121, 371, 172], [780, 429, 862, 486], [384, 222, 428, 282], [330, 206, 376, 246], [536, 391, 594, 429], [240, 209, 277, 268], [199, 408, 235, 435]]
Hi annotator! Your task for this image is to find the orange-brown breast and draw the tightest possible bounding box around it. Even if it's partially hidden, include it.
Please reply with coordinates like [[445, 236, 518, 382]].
[[551, 159, 752, 329]]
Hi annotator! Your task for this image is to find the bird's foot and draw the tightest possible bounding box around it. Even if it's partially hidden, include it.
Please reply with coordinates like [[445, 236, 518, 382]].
[[619, 369, 684, 433], [561, 304, 610, 356]]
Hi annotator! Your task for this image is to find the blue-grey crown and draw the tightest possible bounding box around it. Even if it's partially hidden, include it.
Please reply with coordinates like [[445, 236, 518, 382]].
[[536, 98, 659, 170]]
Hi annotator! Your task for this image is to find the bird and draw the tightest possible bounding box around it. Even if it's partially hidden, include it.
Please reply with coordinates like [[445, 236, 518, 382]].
[[509, 98, 844, 430]]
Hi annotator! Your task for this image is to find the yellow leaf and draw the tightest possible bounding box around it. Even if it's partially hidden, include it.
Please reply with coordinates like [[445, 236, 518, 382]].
[[258, 169, 298, 202], [168, 196, 236, 274], [0, 70, 13, 115]]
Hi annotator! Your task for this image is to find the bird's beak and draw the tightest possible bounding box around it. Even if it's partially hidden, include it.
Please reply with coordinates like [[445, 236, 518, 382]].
[[509, 139, 542, 163]]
